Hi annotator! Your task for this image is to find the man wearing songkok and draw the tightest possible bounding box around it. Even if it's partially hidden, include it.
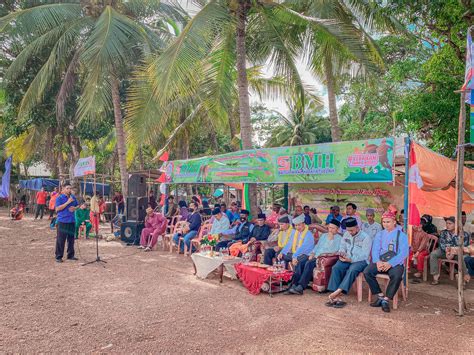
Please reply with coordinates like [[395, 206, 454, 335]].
[[272, 214, 314, 268], [361, 208, 382, 240], [340, 203, 362, 231], [215, 209, 254, 250], [263, 215, 294, 265], [139, 207, 168, 251], [326, 217, 372, 308], [363, 211, 409, 312], [209, 207, 230, 235], [229, 213, 270, 257], [287, 219, 342, 295]]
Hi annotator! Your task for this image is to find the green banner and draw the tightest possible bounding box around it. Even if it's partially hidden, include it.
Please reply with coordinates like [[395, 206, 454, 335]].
[[162, 138, 395, 184]]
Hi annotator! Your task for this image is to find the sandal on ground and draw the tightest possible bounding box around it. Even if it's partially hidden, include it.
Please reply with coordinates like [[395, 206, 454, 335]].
[[325, 297, 337, 307], [332, 300, 347, 308], [410, 278, 422, 284], [431, 279, 440, 285]]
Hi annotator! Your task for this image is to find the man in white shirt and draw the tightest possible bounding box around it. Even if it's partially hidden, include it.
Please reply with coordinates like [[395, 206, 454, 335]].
[[361, 208, 382, 240], [210, 207, 230, 235]]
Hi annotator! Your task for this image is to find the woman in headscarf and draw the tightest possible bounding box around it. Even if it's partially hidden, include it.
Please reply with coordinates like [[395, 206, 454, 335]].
[[410, 214, 437, 282], [420, 214, 438, 235], [178, 200, 189, 221]]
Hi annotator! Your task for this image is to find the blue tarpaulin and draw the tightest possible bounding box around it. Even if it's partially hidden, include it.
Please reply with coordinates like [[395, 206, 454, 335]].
[[79, 182, 110, 196], [19, 178, 110, 195], [19, 178, 59, 191]]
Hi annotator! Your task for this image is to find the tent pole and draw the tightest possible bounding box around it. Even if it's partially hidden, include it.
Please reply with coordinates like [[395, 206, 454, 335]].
[[403, 136, 411, 296], [403, 136, 410, 233], [455, 91, 467, 316]]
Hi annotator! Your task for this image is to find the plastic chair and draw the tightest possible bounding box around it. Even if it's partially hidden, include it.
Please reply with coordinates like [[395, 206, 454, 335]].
[[188, 222, 212, 256], [438, 259, 458, 280], [422, 235, 439, 281], [166, 215, 181, 234], [166, 221, 187, 253], [162, 216, 181, 250]]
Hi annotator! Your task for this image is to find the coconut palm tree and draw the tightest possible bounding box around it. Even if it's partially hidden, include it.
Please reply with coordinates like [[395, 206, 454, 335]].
[[296, 0, 404, 141], [265, 101, 331, 148], [1, 0, 187, 194], [128, 0, 375, 214]]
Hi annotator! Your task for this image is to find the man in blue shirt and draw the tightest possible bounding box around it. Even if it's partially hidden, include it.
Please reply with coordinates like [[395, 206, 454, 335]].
[[325, 206, 342, 225], [215, 209, 254, 250], [172, 202, 202, 253], [326, 217, 372, 308], [363, 211, 409, 313], [54, 184, 79, 263], [226, 202, 240, 225]]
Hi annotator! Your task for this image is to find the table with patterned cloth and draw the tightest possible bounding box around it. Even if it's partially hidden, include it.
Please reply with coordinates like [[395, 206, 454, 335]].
[[191, 253, 241, 282], [234, 263, 293, 296]]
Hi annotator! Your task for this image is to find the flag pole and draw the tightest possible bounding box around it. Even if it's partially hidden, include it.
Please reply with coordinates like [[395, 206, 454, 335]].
[[455, 90, 467, 316]]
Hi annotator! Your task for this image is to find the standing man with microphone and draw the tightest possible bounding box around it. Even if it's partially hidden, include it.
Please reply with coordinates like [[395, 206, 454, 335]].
[[55, 183, 79, 263]]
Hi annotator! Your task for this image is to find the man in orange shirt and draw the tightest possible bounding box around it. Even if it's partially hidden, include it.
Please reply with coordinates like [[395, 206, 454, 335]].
[[35, 187, 49, 220], [48, 187, 59, 219]]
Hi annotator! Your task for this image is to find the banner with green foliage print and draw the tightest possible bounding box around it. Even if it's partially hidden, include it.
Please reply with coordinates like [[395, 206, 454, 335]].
[[162, 138, 394, 184]]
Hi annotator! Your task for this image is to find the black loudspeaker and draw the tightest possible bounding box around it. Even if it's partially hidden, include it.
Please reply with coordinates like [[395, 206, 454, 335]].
[[120, 221, 145, 245], [126, 196, 148, 222], [128, 174, 147, 197]]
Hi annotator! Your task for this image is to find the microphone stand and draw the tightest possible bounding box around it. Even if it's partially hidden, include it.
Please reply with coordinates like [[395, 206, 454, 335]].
[[82, 212, 107, 267]]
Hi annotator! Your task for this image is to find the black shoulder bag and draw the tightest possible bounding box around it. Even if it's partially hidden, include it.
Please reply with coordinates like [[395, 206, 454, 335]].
[[379, 230, 400, 262]]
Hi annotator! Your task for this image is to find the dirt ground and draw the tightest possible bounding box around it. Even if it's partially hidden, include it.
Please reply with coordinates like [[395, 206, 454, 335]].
[[1, 210, 473, 353]]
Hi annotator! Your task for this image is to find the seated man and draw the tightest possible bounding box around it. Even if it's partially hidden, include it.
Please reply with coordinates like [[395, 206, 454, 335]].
[[340, 203, 362, 232], [263, 215, 294, 265], [325, 206, 342, 225], [215, 209, 253, 251], [429, 216, 470, 285], [229, 213, 271, 257], [266, 203, 282, 227], [363, 211, 409, 313], [361, 208, 382, 240], [172, 202, 202, 253], [265, 214, 314, 268], [326, 217, 372, 308], [287, 219, 342, 295], [139, 207, 168, 251], [464, 239, 474, 283], [74, 202, 92, 239], [226, 202, 241, 226], [209, 207, 230, 235]]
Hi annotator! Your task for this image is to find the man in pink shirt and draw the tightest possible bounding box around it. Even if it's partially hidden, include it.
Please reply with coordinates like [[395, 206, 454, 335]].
[[266, 203, 281, 227], [139, 207, 168, 251]]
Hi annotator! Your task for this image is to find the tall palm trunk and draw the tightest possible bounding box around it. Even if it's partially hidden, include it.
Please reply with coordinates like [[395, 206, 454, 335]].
[[112, 77, 128, 196], [235, 0, 257, 216], [324, 56, 341, 142]]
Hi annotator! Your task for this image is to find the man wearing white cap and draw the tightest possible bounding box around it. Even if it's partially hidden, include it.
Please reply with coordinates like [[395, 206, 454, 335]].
[[361, 208, 382, 240], [277, 214, 314, 268], [138, 207, 167, 251]]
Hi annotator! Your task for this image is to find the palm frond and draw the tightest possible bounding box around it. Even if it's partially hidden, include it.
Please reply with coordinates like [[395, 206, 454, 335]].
[[5, 20, 78, 82], [146, 0, 231, 107], [0, 3, 81, 34], [78, 6, 152, 121], [56, 50, 80, 123], [16, 18, 89, 120], [154, 104, 205, 160]]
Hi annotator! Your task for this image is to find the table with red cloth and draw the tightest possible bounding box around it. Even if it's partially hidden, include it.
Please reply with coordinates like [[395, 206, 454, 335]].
[[234, 263, 293, 296]]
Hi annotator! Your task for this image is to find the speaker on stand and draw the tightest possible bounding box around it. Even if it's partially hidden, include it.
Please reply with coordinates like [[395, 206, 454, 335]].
[[128, 174, 147, 197]]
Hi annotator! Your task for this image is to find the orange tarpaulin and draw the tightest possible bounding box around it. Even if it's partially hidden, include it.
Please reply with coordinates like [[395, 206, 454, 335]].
[[409, 143, 473, 221]]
